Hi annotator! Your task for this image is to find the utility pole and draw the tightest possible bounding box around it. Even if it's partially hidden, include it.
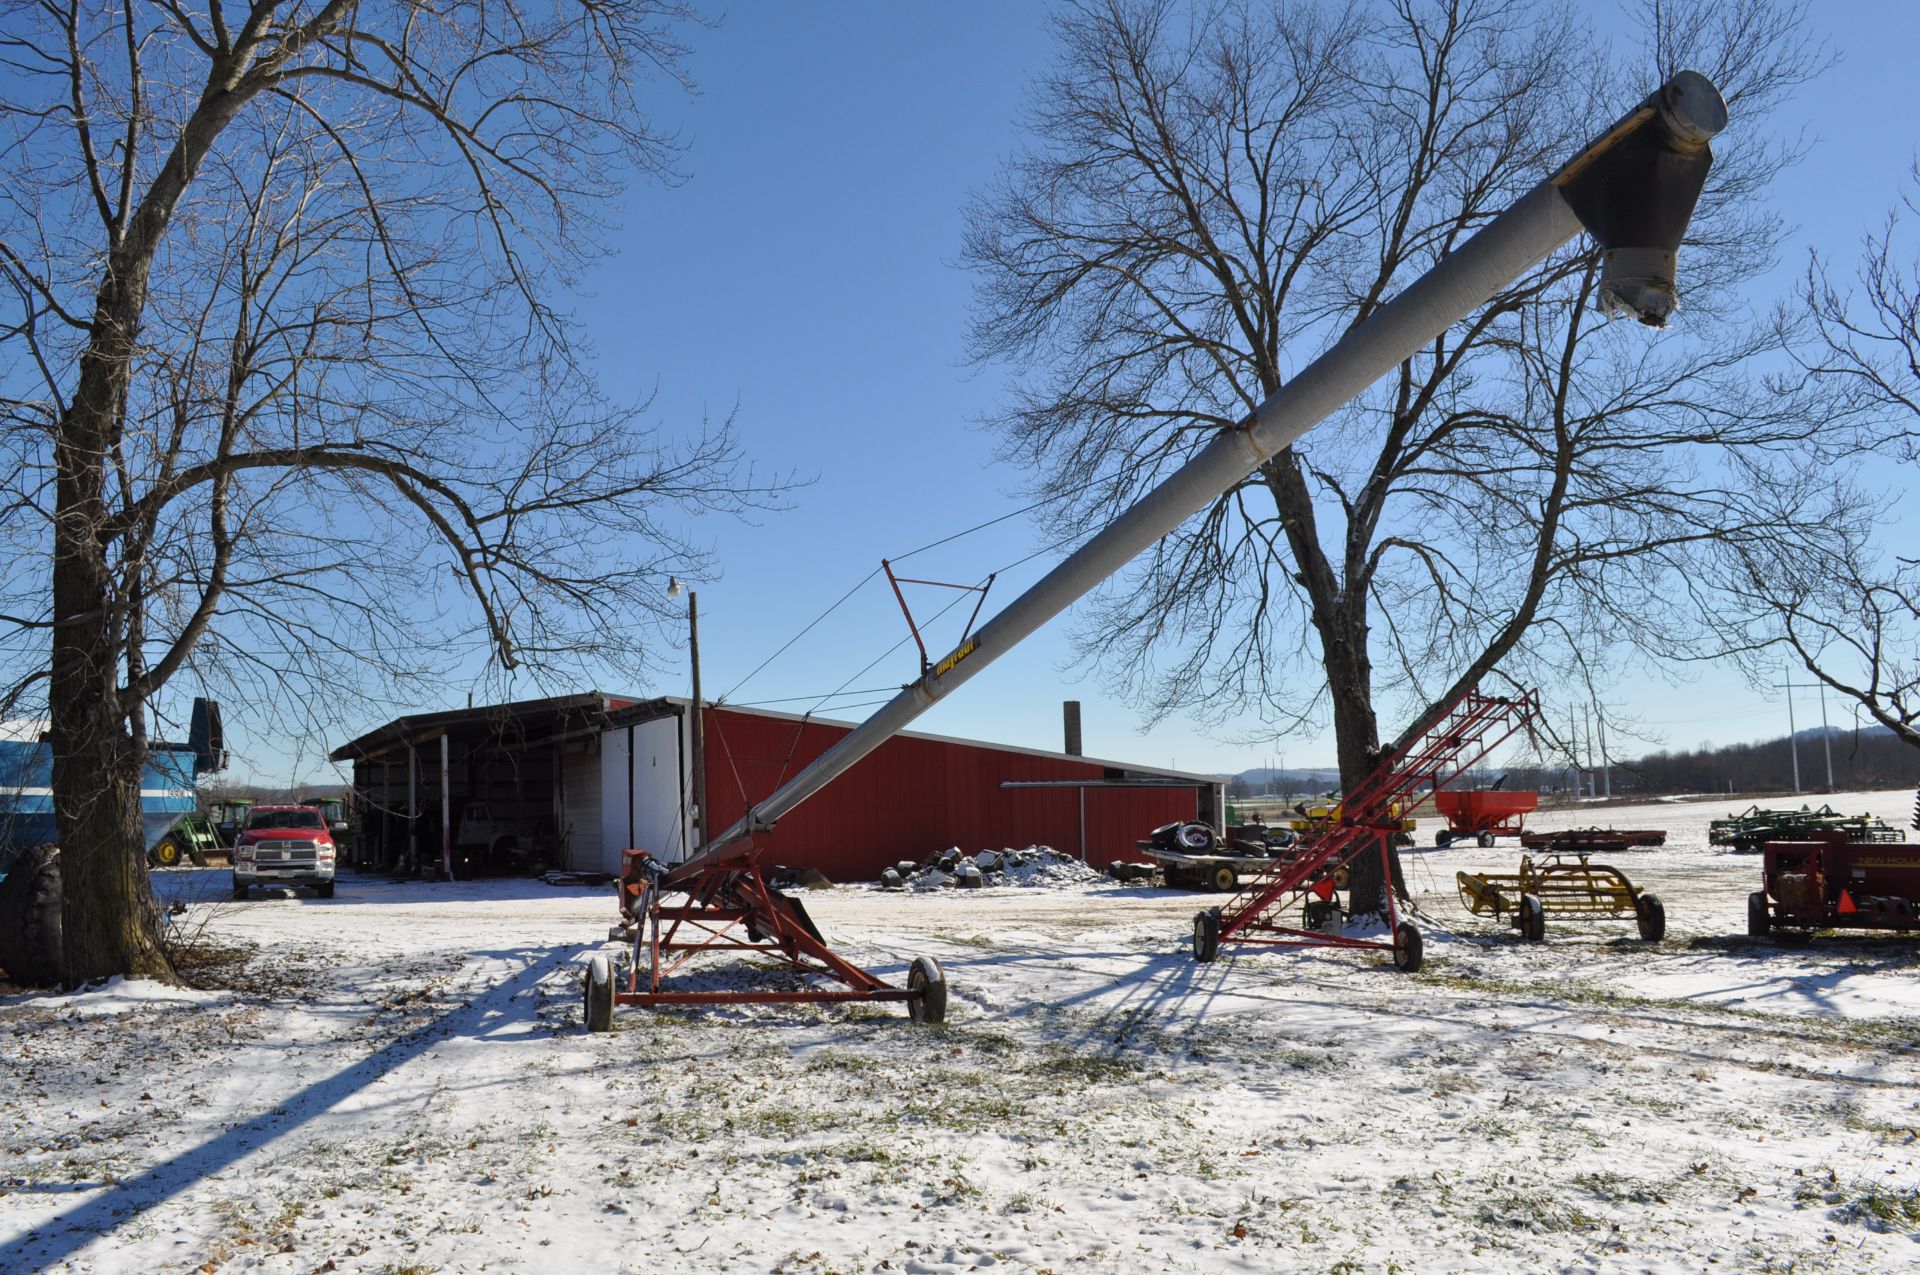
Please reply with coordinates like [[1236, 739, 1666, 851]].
[[1585, 708, 1597, 799], [1780, 675, 1835, 792], [1599, 715, 1611, 798], [1568, 709, 1582, 799], [1783, 675, 1801, 795], [1818, 682, 1834, 791]]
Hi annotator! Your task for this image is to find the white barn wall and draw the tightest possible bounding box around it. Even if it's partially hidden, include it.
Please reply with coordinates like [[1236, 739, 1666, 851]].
[[599, 714, 688, 873]]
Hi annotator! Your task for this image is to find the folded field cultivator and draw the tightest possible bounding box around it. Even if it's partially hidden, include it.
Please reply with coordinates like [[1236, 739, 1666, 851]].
[[1708, 804, 1901, 854], [1190, 688, 1542, 973], [584, 845, 947, 1031]]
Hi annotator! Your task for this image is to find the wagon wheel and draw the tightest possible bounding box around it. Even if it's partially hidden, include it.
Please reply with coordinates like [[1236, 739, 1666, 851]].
[[1476, 831, 1495, 849], [1746, 890, 1770, 938], [1518, 894, 1546, 943], [1208, 864, 1238, 893], [151, 836, 183, 869], [1436, 828, 1455, 848], [1635, 893, 1666, 943]]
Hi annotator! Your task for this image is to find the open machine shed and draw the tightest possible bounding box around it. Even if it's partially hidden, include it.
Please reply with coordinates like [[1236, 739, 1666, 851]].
[[331, 694, 1221, 881]]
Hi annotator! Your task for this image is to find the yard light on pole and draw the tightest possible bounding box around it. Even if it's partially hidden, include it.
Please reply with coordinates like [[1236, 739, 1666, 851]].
[[668, 577, 705, 854]]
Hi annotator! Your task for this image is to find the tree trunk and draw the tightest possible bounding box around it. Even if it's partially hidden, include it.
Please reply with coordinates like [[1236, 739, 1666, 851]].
[[1313, 599, 1406, 922], [49, 697, 171, 986], [50, 251, 177, 987]]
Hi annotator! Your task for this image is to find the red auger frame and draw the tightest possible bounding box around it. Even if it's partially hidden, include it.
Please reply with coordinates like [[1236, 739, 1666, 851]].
[[582, 842, 948, 1031], [1190, 688, 1542, 972]]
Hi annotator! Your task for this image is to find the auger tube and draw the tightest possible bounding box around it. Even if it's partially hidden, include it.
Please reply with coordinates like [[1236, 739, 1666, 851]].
[[671, 70, 1727, 883]]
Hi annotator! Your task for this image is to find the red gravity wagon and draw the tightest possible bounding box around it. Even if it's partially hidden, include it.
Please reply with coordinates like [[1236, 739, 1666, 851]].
[[1432, 789, 1538, 848]]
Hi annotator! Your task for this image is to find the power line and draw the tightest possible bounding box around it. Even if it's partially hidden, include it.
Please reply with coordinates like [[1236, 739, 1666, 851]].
[[717, 482, 1100, 704]]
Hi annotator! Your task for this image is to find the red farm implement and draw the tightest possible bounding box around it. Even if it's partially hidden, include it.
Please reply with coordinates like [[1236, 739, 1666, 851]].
[[1190, 688, 1542, 972], [1518, 826, 1667, 853], [1748, 835, 1920, 938], [584, 845, 948, 1031], [1433, 789, 1538, 847]]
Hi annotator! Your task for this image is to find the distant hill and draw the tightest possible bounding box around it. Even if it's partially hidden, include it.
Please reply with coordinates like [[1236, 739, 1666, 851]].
[[1227, 723, 1916, 799], [1229, 767, 1342, 797]]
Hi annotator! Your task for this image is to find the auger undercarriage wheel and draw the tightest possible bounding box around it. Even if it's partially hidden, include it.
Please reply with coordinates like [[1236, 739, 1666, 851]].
[[584, 954, 614, 1033], [1392, 921, 1424, 973], [907, 955, 948, 1025], [1635, 892, 1667, 942], [1191, 908, 1221, 963]]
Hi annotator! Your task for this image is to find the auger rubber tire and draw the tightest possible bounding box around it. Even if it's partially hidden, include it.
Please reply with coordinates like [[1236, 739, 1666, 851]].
[[1746, 890, 1770, 938], [907, 955, 948, 1025], [584, 954, 614, 1033], [1392, 921, 1424, 973]]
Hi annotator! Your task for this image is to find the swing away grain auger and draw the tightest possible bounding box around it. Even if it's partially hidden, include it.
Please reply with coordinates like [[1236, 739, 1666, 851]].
[[584, 70, 1729, 1027]]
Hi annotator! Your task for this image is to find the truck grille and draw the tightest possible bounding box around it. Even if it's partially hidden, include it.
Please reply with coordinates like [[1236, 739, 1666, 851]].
[[253, 841, 320, 863]]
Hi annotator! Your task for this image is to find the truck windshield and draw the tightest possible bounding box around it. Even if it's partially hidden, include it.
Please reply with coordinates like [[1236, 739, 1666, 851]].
[[248, 810, 324, 831]]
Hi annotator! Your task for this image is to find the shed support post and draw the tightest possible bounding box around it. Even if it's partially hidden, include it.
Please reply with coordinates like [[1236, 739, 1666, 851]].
[[408, 744, 419, 873], [440, 734, 452, 881]]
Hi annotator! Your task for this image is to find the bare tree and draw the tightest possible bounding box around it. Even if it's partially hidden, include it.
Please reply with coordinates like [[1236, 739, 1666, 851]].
[[964, 0, 1825, 915], [1716, 171, 1920, 750], [0, 2, 787, 985]]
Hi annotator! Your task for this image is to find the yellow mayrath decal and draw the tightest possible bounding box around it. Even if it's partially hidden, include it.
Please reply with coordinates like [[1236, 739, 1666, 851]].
[[933, 638, 978, 678]]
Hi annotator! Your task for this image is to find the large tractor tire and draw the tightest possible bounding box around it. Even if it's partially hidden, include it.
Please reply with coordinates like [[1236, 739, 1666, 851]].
[[0, 845, 63, 988]]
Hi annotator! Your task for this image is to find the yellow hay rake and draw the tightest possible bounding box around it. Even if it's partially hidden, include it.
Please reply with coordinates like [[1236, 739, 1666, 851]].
[[1456, 853, 1665, 943]]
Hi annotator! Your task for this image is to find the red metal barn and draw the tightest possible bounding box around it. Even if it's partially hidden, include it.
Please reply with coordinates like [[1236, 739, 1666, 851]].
[[687, 703, 1215, 881], [334, 695, 1220, 882]]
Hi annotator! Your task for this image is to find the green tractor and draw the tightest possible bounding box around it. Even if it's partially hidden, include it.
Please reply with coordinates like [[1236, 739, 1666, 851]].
[[305, 795, 355, 862], [148, 812, 223, 868], [207, 797, 255, 848]]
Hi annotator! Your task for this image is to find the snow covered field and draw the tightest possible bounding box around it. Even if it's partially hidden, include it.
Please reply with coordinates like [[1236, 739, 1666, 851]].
[[4, 789, 1917, 1273]]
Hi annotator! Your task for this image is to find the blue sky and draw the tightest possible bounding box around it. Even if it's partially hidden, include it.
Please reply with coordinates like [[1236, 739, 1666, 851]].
[[301, 1, 1920, 785]]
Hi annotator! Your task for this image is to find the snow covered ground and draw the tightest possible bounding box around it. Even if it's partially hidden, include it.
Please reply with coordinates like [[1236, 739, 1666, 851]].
[[3, 789, 1917, 1273]]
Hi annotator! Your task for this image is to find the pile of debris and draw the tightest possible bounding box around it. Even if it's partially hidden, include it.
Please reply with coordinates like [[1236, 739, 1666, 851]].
[[878, 845, 1108, 891]]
